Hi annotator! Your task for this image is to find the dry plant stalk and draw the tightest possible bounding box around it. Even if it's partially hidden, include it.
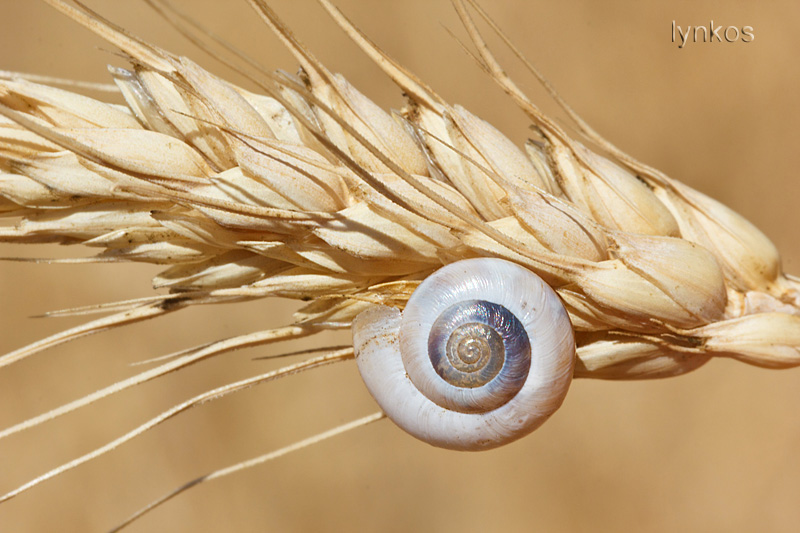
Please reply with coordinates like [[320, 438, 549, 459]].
[[1, 0, 799, 528]]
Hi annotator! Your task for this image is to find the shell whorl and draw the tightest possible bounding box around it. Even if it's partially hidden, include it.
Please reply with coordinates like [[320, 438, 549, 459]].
[[352, 258, 576, 451]]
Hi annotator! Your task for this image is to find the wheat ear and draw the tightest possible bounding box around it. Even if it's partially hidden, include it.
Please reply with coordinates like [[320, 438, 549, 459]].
[[1, 0, 798, 529]]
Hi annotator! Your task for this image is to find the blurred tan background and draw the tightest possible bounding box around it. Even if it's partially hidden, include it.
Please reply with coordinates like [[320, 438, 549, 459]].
[[1, 1, 800, 531]]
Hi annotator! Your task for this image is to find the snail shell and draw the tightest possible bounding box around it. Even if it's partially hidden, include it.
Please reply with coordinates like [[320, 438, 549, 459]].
[[352, 258, 575, 451]]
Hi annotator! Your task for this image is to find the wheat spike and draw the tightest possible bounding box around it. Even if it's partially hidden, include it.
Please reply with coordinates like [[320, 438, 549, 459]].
[[1, 0, 798, 530]]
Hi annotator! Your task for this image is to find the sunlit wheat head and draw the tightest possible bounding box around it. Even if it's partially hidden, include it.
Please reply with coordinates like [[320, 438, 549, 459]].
[[2, 1, 800, 531]]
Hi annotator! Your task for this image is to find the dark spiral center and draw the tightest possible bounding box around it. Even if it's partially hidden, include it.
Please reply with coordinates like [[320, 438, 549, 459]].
[[428, 300, 531, 390]]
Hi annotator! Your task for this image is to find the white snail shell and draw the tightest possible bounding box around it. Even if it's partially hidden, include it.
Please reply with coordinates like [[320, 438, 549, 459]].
[[352, 258, 576, 451]]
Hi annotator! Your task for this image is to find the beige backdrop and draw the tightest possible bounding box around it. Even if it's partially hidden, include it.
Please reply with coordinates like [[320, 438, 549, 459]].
[[2, 1, 799, 531]]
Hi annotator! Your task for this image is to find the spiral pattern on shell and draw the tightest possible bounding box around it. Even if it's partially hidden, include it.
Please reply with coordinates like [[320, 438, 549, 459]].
[[352, 258, 576, 451]]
